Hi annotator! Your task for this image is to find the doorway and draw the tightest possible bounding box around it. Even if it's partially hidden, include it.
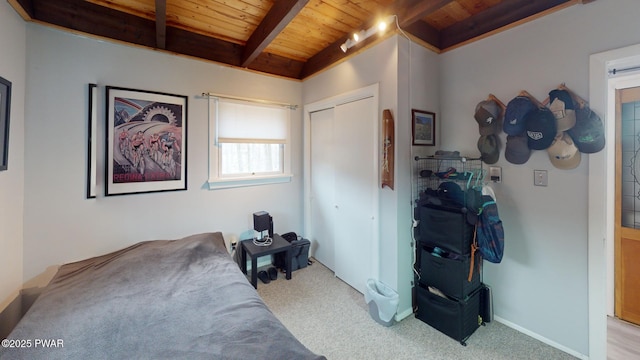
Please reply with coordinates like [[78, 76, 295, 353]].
[[589, 44, 640, 359], [303, 84, 380, 295], [614, 86, 640, 326]]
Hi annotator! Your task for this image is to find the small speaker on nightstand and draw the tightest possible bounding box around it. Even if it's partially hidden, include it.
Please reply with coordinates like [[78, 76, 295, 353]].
[[253, 211, 273, 241]]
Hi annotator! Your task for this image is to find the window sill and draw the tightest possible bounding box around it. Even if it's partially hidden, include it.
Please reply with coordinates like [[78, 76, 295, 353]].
[[208, 174, 293, 190]]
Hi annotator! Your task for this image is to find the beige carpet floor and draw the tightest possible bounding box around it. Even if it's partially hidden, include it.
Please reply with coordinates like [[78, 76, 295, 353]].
[[256, 259, 578, 360]]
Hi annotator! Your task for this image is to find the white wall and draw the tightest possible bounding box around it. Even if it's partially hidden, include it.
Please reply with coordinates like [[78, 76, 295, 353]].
[[399, 36, 440, 318], [0, 3, 26, 310], [9, 1, 639, 356], [439, 0, 640, 356], [302, 35, 440, 318], [22, 25, 304, 281]]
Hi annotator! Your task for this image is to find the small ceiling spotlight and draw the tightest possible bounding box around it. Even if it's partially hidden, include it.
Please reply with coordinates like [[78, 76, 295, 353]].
[[378, 20, 388, 32], [340, 38, 356, 53], [339, 15, 396, 53]]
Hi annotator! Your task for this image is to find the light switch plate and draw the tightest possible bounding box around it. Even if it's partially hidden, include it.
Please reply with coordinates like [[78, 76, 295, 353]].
[[534, 170, 548, 186]]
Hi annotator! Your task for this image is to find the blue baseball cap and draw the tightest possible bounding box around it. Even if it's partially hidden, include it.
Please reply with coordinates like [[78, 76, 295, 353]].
[[525, 107, 557, 150], [504, 96, 536, 136]]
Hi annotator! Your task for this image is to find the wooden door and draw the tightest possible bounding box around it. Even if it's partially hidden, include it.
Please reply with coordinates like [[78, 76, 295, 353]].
[[615, 86, 640, 326]]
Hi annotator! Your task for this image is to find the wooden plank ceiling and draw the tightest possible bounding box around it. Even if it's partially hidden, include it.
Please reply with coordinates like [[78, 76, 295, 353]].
[[9, 0, 593, 80]]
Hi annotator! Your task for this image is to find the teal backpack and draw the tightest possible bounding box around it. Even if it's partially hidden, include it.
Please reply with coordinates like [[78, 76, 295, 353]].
[[465, 177, 505, 264], [474, 196, 504, 263]]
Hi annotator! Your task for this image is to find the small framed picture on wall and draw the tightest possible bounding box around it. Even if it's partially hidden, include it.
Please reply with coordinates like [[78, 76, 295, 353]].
[[412, 109, 435, 146]]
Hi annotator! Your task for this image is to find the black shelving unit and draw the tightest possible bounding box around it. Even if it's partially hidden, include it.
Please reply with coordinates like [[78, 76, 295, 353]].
[[415, 155, 482, 196], [413, 155, 484, 346]]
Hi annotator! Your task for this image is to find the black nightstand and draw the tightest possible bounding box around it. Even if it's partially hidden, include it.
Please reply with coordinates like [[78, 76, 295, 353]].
[[240, 233, 292, 289]]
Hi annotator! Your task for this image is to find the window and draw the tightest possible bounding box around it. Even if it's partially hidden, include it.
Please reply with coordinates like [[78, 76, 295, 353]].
[[208, 97, 292, 189], [219, 143, 282, 176]]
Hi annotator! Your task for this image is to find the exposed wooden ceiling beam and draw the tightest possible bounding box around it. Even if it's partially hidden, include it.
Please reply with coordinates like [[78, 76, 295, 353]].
[[396, 0, 456, 28], [7, 0, 34, 20], [403, 20, 441, 51], [166, 27, 242, 68], [241, 0, 309, 68], [248, 52, 305, 80], [166, 26, 304, 79], [300, 0, 452, 79], [439, 0, 573, 49], [6, 0, 590, 80], [32, 0, 156, 48], [395, 0, 455, 49], [18, 0, 310, 80], [155, 0, 166, 50], [299, 32, 351, 79]]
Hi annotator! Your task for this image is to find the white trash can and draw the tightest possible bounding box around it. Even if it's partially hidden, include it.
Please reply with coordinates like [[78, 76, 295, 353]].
[[364, 279, 399, 327]]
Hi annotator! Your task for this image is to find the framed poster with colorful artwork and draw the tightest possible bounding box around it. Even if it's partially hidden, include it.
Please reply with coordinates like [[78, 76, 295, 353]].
[[105, 86, 187, 196], [412, 109, 436, 146], [87, 83, 97, 198], [0, 76, 11, 171]]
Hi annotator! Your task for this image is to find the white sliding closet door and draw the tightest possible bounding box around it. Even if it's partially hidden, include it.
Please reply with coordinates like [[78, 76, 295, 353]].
[[309, 96, 375, 295], [310, 108, 335, 270], [333, 97, 375, 295]]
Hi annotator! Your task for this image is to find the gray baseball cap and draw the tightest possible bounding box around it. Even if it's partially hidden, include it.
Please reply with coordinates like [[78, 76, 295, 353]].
[[478, 134, 499, 164], [475, 100, 501, 135], [505, 135, 531, 165]]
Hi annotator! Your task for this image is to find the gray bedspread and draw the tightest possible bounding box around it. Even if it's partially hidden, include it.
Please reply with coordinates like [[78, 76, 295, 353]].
[[0, 232, 325, 360]]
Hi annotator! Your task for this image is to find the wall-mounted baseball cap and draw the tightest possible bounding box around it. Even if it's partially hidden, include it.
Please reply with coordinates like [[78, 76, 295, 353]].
[[504, 96, 536, 135], [547, 132, 581, 170], [477, 134, 499, 164], [525, 107, 557, 150], [475, 100, 501, 135], [505, 135, 531, 165], [568, 106, 605, 153], [548, 89, 576, 132]]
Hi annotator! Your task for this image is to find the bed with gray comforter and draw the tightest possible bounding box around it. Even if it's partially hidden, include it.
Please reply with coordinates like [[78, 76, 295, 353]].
[[0, 232, 325, 360]]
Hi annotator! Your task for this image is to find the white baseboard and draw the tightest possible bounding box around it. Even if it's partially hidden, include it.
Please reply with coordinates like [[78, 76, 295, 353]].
[[494, 316, 589, 360], [395, 306, 413, 321]]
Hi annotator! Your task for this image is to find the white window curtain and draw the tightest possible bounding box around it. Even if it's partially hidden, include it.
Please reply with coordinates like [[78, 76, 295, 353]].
[[208, 96, 292, 189], [217, 100, 288, 144]]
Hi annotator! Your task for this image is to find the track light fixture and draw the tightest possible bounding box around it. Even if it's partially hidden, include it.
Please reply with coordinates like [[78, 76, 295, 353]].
[[340, 15, 395, 53]]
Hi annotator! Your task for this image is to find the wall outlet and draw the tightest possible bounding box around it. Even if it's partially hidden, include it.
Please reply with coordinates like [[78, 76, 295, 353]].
[[534, 170, 548, 186], [229, 235, 238, 251], [489, 166, 502, 183]]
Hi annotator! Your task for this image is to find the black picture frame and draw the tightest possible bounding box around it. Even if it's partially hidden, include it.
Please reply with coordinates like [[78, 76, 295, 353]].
[[87, 84, 98, 198], [0, 76, 12, 171], [412, 109, 436, 146], [105, 86, 188, 196]]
